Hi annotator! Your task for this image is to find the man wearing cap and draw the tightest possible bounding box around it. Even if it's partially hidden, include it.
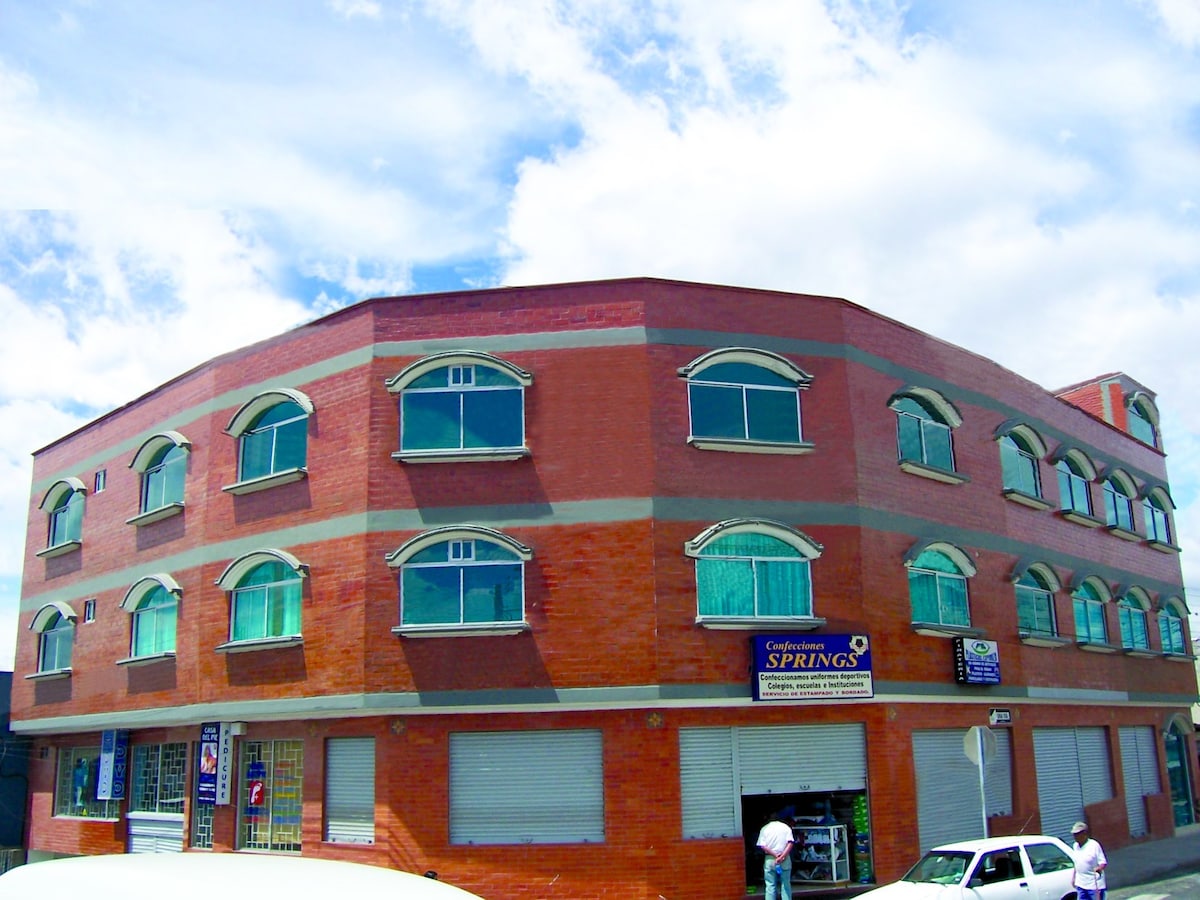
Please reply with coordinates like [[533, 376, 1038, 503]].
[[1070, 821, 1107, 900]]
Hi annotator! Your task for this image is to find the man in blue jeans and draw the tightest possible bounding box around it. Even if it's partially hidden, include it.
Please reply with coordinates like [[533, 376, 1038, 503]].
[[756, 814, 794, 900], [1070, 821, 1107, 900]]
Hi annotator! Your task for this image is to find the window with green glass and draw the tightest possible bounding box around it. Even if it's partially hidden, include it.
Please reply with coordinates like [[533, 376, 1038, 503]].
[[1056, 458, 1092, 515], [1159, 604, 1186, 655], [48, 489, 84, 547], [687, 362, 802, 444], [1103, 477, 1135, 531], [239, 401, 308, 481], [893, 397, 954, 470], [230, 561, 302, 641], [695, 531, 813, 618], [142, 444, 187, 512], [401, 539, 524, 626], [1144, 494, 1172, 545], [908, 549, 969, 627], [1015, 571, 1056, 636], [1072, 583, 1107, 643], [401, 365, 524, 452], [1118, 594, 1150, 650], [1000, 434, 1041, 497], [39, 612, 74, 672], [131, 585, 177, 657], [1128, 401, 1157, 447]]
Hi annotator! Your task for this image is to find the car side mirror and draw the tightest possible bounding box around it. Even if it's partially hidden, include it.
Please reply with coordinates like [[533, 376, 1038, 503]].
[[967, 876, 984, 888]]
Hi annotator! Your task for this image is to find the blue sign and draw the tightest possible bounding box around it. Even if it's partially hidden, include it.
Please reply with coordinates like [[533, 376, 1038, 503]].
[[751, 634, 873, 701], [97, 730, 129, 801], [955, 638, 1001, 685]]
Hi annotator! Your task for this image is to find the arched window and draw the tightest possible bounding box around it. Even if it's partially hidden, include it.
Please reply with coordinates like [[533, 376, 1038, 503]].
[[1158, 598, 1188, 656], [128, 431, 191, 523], [995, 422, 1047, 502], [223, 389, 313, 493], [1014, 564, 1059, 638], [387, 527, 531, 634], [38, 478, 86, 556], [1118, 588, 1151, 651], [1102, 470, 1136, 533], [120, 575, 181, 659], [1142, 487, 1175, 547], [1072, 579, 1110, 644], [907, 542, 975, 628], [1053, 449, 1096, 518], [387, 351, 532, 462], [1126, 394, 1159, 448], [890, 388, 961, 476], [30, 603, 76, 674], [216, 550, 307, 647], [679, 348, 812, 453], [685, 520, 822, 624]]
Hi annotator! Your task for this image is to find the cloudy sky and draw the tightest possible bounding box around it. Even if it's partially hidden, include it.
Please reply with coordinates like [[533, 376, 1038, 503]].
[[2, 0, 1199, 668]]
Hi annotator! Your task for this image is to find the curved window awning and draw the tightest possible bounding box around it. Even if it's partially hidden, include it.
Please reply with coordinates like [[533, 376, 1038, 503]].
[[29, 601, 77, 631], [1159, 595, 1190, 616], [1139, 483, 1175, 508], [386, 525, 533, 567], [1009, 559, 1062, 591], [903, 539, 976, 577], [120, 573, 183, 611], [888, 386, 962, 428], [684, 518, 823, 559], [385, 351, 533, 393], [224, 388, 314, 437], [992, 419, 1049, 457], [1125, 390, 1160, 426], [216, 549, 309, 589], [38, 477, 86, 512], [129, 431, 192, 472], [1097, 466, 1137, 495], [677, 347, 813, 386], [1049, 445, 1099, 480], [1068, 573, 1114, 602]]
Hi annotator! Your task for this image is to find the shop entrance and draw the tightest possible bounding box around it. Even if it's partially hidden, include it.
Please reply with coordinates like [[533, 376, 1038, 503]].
[[741, 790, 871, 892]]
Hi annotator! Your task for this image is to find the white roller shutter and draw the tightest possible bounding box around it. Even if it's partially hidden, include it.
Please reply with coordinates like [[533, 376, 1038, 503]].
[[1120, 726, 1161, 838], [984, 729, 1013, 817], [450, 730, 604, 845], [914, 730, 984, 852], [1033, 728, 1086, 842], [1077, 727, 1114, 804], [680, 728, 738, 839], [127, 812, 184, 853], [324, 737, 375, 844], [736, 724, 866, 794]]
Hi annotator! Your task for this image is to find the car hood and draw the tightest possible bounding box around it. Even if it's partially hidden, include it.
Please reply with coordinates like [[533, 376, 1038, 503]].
[[857, 880, 965, 900]]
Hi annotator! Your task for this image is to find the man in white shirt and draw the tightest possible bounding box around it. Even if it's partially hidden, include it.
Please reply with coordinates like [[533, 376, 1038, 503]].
[[756, 814, 794, 900], [1070, 821, 1107, 900]]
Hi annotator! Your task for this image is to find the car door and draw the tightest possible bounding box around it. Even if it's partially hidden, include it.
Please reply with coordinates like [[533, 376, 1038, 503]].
[[964, 846, 1031, 900], [1019, 840, 1077, 900]]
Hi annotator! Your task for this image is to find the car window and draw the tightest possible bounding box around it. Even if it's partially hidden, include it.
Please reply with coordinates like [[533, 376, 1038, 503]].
[[970, 848, 1023, 885], [903, 850, 973, 884], [1024, 841, 1074, 874]]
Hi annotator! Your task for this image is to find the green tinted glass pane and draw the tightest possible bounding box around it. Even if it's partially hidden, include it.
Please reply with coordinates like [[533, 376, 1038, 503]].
[[922, 421, 954, 470], [408, 544, 449, 565], [240, 562, 290, 587], [409, 369, 449, 390], [274, 417, 308, 470], [698, 363, 793, 387], [1001, 438, 1038, 495], [232, 586, 267, 641], [253, 401, 305, 428], [911, 550, 959, 574], [939, 576, 969, 625], [402, 392, 462, 450], [463, 389, 523, 448], [267, 582, 301, 636], [745, 388, 800, 442], [689, 383, 746, 439], [897, 413, 923, 462], [1129, 405, 1156, 445], [697, 558, 754, 616], [908, 570, 939, 621], [240, 429, 274, 480], [472, 541, 519, 562], [756, 560, 810, 616], [462, 564, 522, 622], [402, 567, 461, 625], [472, 367, 519, 387], [701, 532, 801, 558]]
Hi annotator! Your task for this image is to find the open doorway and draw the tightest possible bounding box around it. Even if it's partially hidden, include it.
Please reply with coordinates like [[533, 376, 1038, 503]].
[[741, 791, 870, 891]]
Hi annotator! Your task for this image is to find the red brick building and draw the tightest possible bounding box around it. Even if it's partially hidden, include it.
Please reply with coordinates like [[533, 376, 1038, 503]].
[[10, 278, 1195, 898]]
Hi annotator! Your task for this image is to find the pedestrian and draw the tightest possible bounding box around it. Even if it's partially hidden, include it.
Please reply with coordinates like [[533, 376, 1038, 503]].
[[1070, 821, 1107, 900], [756, 813, 794, 900]]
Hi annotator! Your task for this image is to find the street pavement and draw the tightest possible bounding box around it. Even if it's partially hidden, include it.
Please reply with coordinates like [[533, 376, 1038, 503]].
[[1102, 823, 1200, 890]]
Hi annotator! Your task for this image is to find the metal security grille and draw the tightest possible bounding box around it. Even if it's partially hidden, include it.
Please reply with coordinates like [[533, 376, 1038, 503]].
[[131, 742, 188, 813], [238, 740, 304, 852], [54, 747, 119, 819]]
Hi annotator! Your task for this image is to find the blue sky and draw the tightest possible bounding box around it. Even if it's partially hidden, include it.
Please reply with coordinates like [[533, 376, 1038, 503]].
[[2, 0, 1199, 667]]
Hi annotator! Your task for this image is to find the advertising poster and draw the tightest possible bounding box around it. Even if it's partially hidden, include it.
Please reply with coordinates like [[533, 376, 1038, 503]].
[[198, 722, 234, 805], [96, 729, 129, 801], [954, 638, 1001, 685], [751, 634, 873, 700]]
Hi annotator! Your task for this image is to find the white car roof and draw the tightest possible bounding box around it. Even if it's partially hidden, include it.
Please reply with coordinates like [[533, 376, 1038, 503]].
[[0, 853, 487, 900], [928, 834, 1067, 854]]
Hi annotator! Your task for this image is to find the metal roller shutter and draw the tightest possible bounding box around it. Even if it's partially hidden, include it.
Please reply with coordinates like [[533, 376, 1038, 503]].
[[450, 729, 604, 845], [983, 729, 1013, 817], [324, 737, 375, 844], [1033, 728, 1085, 842], [913, 730, 984, 852], [127, 812, 184, 853], [680, 728, 738, 839], [1077, 726, 1114, 804], [736, 724, 867, 794], [1120, 726, 1160, 838]]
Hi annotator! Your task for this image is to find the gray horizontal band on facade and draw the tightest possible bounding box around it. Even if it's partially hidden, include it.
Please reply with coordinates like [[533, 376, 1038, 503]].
[[34, 323, 1164, 496], [11, 680, 1188, 736], [18, 496, 1185, 613]]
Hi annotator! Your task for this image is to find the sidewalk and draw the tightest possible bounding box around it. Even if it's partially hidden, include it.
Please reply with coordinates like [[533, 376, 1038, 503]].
[[1104, 823, 1200, 889]]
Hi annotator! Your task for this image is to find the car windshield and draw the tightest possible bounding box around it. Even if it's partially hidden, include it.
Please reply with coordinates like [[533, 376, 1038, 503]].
[[903, 850, 974, 884]]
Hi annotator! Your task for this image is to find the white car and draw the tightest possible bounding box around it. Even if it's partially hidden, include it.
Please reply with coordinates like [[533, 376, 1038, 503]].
[[857, 834, 1078, 900], [0, 852, 487, 900]]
